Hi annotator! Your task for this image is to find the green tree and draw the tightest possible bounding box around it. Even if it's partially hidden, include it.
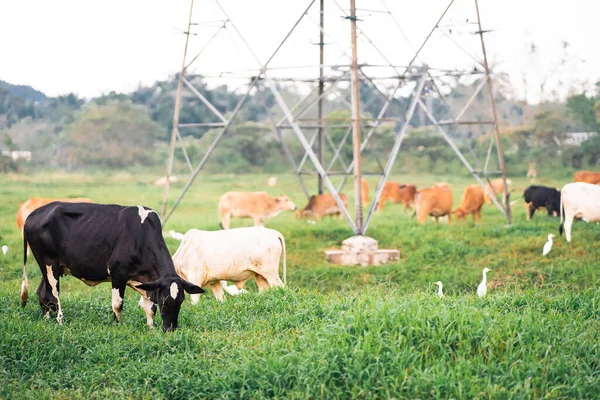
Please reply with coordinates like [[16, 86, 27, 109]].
[[565, 92, 598, 132], [66, 100, 162, 168]]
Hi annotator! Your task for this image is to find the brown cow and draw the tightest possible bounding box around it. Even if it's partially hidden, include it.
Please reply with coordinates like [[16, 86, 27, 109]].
[[16, 197, 94, 236], [218, 191, 297, 229], [296, 193, 349, 220], [484, 178, 512, 204], [452, 184, 484, 221], [415, 185, 453, 224], [574, 170, 600, 185], [377, 182, 417, 211]]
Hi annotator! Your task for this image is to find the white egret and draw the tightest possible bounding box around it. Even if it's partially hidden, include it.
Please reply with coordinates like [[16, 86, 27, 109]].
[[169, 230, 185, 241], [477, 268, 492, 297], [1, 245, 7, 255], [542, 234, 554, 256], [220, 281, 248, 296], [433, 281, 444, 298]]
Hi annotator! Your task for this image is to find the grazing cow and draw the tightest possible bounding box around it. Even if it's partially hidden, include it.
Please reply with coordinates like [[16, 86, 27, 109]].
[[21, 202, 203, 331], [574, 170, 600, 185], [452, 184, 484, 221], [415, 185, 454, 224], [173, 226, 286, 302], [523, 185, 561, 221], [559, 182, 600, 242], [296, 193, 348, 220], [16, 197, 94, 236], [484, 178, 512, 204], [377, 182, 417, 211], [218, 191, 297, 230]]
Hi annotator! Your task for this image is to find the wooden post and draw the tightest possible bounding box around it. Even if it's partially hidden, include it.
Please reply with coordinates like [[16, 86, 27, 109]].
[[317, 0, 325, 194], [349, 0, 363, 232], [161, 0, 194, 219], [474, 0, 512, 224]]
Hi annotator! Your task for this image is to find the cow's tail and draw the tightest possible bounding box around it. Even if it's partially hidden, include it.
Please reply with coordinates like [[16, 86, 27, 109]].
[[278, 233, 287, 286], [20, 232, 29, 307], [559, 190, 565, 236]]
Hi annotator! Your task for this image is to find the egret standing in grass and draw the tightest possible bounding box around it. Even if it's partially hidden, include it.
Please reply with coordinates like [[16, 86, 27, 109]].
[[1, 245, 7, 255], [542, 234, 554, 256], [433, 281, 444, 298], [477, 268, 492, 298]]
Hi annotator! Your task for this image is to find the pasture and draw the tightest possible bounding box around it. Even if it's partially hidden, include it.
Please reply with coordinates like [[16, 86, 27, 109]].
[[0, 171, 599, 399]]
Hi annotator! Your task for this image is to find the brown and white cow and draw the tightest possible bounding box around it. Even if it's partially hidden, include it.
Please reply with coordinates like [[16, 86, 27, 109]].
[[173, 226, 286, 302], [218, 191, 297, 229], [415, 184, 454, 224], [377, 182, 417, 212], [17, 197, 94, 237], [296, 193, 349, 220], [559, 182, 600, 242], [452, 184, 484, 221], [484, 178, 512, 204], [574, 170, 600, 185]]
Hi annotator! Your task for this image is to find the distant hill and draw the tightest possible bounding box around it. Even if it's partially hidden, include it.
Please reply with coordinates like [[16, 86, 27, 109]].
[[0, 80, 47, 102]]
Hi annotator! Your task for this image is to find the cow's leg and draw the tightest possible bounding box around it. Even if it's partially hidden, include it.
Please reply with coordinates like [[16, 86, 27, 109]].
[[109, 263, 127, 322], [111, 285, 126, 323], [209, 281, 225, 302], [376, 200, 385, 212], [234, 278, 249, 290], [255, 274, 271, 292], [564, 214, 574, 243], [189, 292, 202, 305], [262, 272, 284, 289], [220, 212, 231, 230], [36, 278, 57, 319], [524, 203, 531, 221], [447, 213, 452, 224], [253, 216, 266, 226], [529, 206, 536, 220], [111, 283, 126, 323], [433, 216, 439, 225], [138, 296, 155, 328], [44, 265, 64, 325]]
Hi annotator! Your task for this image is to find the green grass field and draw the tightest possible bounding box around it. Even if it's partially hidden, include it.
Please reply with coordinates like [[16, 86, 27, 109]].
[[0, 171, 599, 399]]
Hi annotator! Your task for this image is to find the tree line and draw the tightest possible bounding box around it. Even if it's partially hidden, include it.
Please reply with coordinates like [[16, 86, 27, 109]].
[[0, 74, 598, 176]]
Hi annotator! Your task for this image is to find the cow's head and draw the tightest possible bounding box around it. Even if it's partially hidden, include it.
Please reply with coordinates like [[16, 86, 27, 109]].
[[452, 208, 467, 220], [136, 277, 204, 332], [274, 194, 297, 212]]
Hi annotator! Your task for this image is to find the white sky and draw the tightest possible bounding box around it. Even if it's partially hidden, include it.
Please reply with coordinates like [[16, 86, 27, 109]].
[[0, 0, 598, 103]]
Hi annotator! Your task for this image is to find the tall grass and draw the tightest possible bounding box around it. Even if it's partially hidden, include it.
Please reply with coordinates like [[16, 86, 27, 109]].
[[0, 172, 599, 398]]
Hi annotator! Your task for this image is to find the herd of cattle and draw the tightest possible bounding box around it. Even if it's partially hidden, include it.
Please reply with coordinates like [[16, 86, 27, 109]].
[[12, 169, 600, 331]]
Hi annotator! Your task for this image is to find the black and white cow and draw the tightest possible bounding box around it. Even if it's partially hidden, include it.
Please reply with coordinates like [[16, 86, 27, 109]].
[[21, 202, 204, 332], [523, 185, 561, 220]]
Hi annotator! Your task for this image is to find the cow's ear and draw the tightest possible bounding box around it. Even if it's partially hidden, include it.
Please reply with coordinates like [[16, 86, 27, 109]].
[[136, 280, 161, 292], [180, 280, 204, 294]]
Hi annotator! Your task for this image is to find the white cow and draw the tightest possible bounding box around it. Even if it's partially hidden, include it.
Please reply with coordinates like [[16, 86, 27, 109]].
[[559, 182, 600, 242], [172, 226, 286, 302]]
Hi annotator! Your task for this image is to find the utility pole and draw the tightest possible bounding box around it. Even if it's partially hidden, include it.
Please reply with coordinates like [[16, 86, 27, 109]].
[[317, 0, 325, 194], [161, 0, 194, 219], [474, 0, 512, 224], [349, 0, 363, 231]]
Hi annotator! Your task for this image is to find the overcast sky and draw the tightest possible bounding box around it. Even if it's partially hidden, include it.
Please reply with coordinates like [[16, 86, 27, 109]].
[[1, 0, 598, 103]]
